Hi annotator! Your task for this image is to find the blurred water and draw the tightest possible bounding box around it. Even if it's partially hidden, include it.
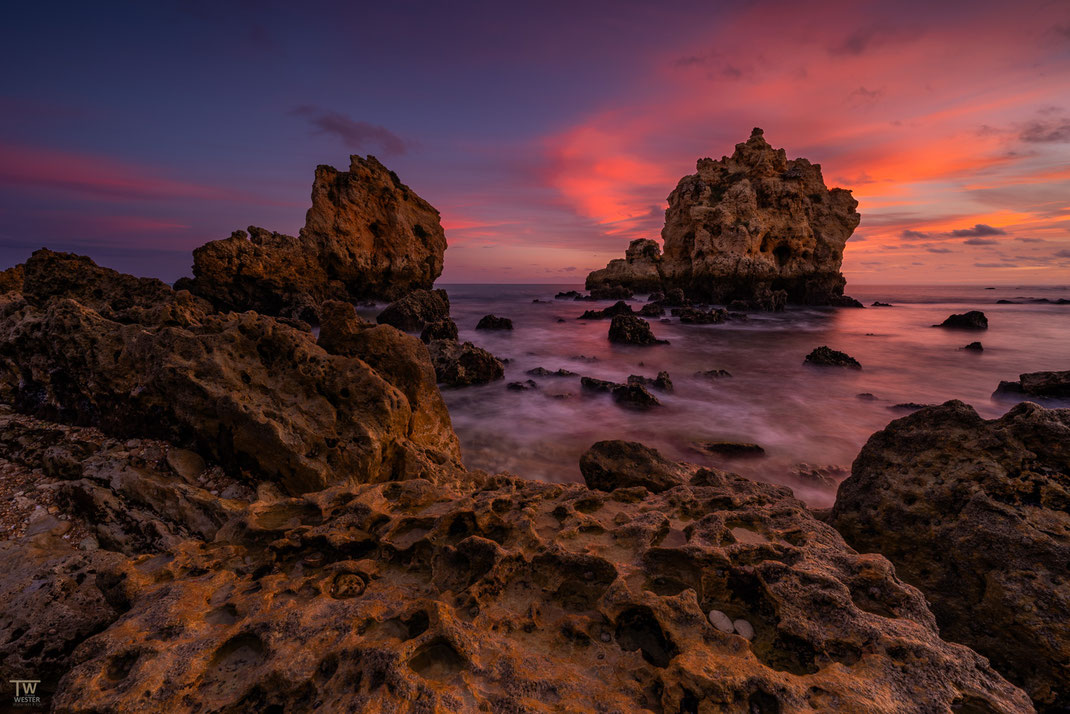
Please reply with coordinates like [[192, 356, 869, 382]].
[[368, 283, 1070, 506]]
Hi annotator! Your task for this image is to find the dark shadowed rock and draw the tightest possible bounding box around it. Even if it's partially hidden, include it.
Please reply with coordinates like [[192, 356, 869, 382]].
[[376, 288, 451, 332], [701, 442, 766, 457], [589, 285, 633, 300], [608, 315, 668, 346], [555, 290, 582, 300], [962, 341, 984, 352], [994, 370, 1070, 400], [627, 371, 673, 392], [0, 264, 24, 293], [695, 369, 733, 379], [832, 400, 1070, 711], [578, 301, 633, 320], [673, 307, 728, 324], [420, 318, 459, 343], [507, 380, 538, 391], [804, 346, 861, 369], [579, 440, 687, 493], [426, 339, 504, 387], [638, 302, 665, 317], [611, 383, 660, 410], [580, 376, 621, 393], [526, 367, 577, 377], [475, 314, 513, 330], [935, 311, 988, 329], [872, 301, 893, 307]]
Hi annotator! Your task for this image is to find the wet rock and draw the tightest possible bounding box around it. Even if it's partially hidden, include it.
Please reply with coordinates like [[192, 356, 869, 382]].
[[377, 288, 451, 332], [578, 301, 634, 320], [934, 311, 988, 329], [475, 314, 513, 331], [589, 285, 633, 300], [832, 401, 1070, 711], [420, 318, 458, 343], [888, 402, 935, 412], [627, 371, 673, 392], [804, 346, 861, 369], [526, 367, 577, 377], [695, 369, 733, 379], [700, 442, 766, 458], [673, 307, 728, 324], [962, 341, 984, 352], [856, 392, 877, 400], [579, 441, 687, 493], [608, 315, 668, 346], [637, 303, 665, 317], [555, 290, 582, 300], [994, 370, 1070, 400], [872, 301, 893, 307], [580, 377, 620, 393], [507, 380, 538, 391], [610, 384, 661, 410], [426, 339, 505, 387]]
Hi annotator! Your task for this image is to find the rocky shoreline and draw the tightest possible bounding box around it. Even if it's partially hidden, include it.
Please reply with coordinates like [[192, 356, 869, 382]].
[[0, 149, 1064, 712]]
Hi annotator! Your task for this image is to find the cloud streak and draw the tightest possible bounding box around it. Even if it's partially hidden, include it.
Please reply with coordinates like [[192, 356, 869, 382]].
[[292, 106, 409, 156]]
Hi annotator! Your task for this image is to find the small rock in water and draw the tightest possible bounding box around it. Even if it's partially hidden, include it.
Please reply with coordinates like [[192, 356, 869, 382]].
[[856, 392, 877, 400], [804, 346, 861, 369], [580, 377, 620, 393], [708, 610, 734, 633], [695, 369, 732, 379], [526, 367, 577, 377], [871, 301, 893, 307], [507, 380, 538, 391], [934, 311, 988, 330], [702, 442, 765, 458], [962, 341, 983, 352], [611, 384, 660, 410], [732, 619, 755, 640], [608, 314, 669, 346], [476, 314, 514, 330]]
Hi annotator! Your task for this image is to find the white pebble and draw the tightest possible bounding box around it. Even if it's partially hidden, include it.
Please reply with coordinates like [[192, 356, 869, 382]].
[[708, 609, 734, 633], [732, 619, 754, 640]]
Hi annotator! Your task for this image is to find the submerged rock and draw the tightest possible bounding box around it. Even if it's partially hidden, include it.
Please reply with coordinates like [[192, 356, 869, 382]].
[[475, 314, 514, 330], [701, 442, 766, 457], [586, 128, 861, 308], [377, 288, 451, 332], [804, 346, 861, 369], [695, 369, 733, 379], [832, 401, 1070, 711], [578, 300, 634, 320], [610, 383, 661, 410], [608, 315, 668, 346], [994, 370, 1070, 400], [627, 371, 673, 392], [935, 310, 988, 329], [526, 367, 577, 377], [673, 306, 728, 324], [507, 379, 538, 391], [580, 376, 620, 393]]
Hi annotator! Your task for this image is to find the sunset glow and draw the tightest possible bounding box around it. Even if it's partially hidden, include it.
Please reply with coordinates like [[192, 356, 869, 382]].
[[2, 0, 1068, 283]]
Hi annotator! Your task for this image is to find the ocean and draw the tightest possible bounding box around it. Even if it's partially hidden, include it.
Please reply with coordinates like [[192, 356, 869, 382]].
[[364, 283, 1070, 507]]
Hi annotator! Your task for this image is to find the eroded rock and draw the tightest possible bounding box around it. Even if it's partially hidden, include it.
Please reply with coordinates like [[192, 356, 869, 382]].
[[831, 401, 1070, 711]]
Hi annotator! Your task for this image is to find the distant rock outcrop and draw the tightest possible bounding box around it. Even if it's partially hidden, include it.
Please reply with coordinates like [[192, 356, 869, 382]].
[[587, 128, 861, 308], [181, 156, 446, 322]]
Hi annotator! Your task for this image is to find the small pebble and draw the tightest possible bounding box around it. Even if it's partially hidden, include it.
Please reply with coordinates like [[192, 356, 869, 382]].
[[708, 609, 734, 633], [599, 631, 611, 642], [732, 618, 754, 640]]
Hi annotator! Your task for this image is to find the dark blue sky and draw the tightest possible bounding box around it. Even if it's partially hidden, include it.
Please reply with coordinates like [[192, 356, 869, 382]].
[[3, 0, 1069, 283]]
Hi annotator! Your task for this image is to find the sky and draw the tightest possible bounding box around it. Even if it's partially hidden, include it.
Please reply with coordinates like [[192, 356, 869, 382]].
[[2, 0, 1069, 285]]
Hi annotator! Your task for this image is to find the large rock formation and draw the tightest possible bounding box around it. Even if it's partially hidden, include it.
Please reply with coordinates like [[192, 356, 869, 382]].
[[587, 128, 861, 307], [831, 401, 1070, 711], [0, 251, 461, 494], [180, 155, 446, 322]]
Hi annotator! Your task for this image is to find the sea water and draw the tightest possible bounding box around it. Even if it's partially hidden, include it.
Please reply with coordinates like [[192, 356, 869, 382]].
[[367, 284, 1070, 507]]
